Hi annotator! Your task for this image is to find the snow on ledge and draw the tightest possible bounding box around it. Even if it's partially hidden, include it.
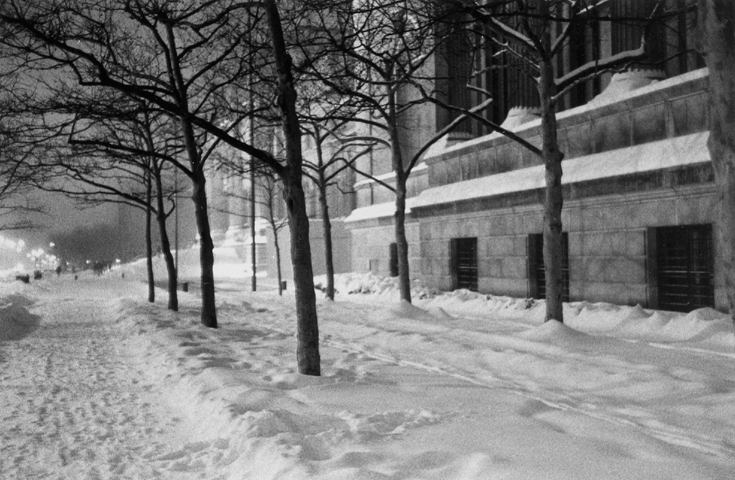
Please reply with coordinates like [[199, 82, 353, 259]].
[[353, 163, 427, 189], [345, 197, 419, 223], [424, 68, 709, 161], [413, 132, 710, 210]]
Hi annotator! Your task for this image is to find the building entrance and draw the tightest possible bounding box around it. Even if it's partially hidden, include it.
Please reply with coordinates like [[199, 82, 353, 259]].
[[656, 225, 714, 312], [451, 237, 478, 291], [528, 233, 569, 302]]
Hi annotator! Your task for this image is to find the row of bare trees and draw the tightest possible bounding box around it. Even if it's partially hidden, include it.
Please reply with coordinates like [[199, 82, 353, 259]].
[[0, 66, 47, 232], [0, 0, 732, 379], [291, 0, 702, 324], [0, 0, 324, 374]]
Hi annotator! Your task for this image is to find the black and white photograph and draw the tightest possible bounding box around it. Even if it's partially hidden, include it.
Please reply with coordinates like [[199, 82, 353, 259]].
[[0, 1, 733, 478]]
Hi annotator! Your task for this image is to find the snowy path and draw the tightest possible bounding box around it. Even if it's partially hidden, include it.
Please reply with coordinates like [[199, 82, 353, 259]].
[[0, 280, 183, 480], [2, 272, 734, 479], [305, 300, 735, 459]]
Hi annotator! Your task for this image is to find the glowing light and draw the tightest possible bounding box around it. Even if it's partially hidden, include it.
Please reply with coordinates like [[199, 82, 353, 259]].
[[0, 236, 26, 252]]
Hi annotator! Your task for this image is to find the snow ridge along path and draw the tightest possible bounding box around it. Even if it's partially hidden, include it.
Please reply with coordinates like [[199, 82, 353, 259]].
[[0, 278, 185, 480]]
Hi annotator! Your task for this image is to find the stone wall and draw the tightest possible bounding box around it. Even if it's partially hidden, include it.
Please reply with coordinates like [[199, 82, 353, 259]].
[[419, 208, 533, 297], [407, 68, 726, 310], [417, 182, 723, 309], [565, 185, 718, 307], [347, 218, 420, 279], [340, 69, 724, 311], [264, 218, 352, 283]]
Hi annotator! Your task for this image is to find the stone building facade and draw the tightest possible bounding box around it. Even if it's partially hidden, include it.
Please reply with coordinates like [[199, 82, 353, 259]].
[[345, 67, 720, 312], [409, 69, 717, 310], [341, 2, 720, 313], [209, 1, 722, 313]]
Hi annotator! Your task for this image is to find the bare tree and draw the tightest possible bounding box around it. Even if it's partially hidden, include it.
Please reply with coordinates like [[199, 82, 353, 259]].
[[0, 1, 322, 351], [0, 123, 45, 231], [301, 121, 373, 301], [144, 157, 155, 303], [0, 78, 47, 230], [0, 0, 250, 327], [297, 0, 492, 303], [448, 0, 693, 322], [138, 112, 182, 310], [698, 0, 735, 322], [26, 88, 184, 310], [262, 0, 321, 374], [213, 157, 289, 295], [255, 168, 288, 297], [41, 132, 182, 306]]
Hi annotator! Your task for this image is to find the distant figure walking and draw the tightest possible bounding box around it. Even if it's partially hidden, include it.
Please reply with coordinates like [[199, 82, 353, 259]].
[[55, 266, 61, 277]]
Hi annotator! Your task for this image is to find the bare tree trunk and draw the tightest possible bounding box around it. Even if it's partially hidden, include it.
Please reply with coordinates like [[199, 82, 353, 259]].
[[284, 174, 320, 374], [318, 179, 335, 301], [699, 0, 735, 322], [153, 163, 178, 311], [320, 195, 335, 300], [163, 21, 216, 328], [262, 180, 284, 297], [265, 192, 284, 297], [145, 165, 155, 303], [394, 175, 411, 303], [538, 22, 565, 323], [179, 127, 216, 327], [265, 0, 320, 375], [191, 165, 217, 328], [313, 128, 335, 300], [274, 224, 283, 297], [250, 162, 258, 293], [388, 85, 412, 304]]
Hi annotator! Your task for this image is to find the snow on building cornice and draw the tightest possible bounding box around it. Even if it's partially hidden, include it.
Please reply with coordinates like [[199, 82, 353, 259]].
[[412, 131, 710, 211], [345, 197, 419, 223], [424, 68, 710, 162], [353, 162, 427, 189]]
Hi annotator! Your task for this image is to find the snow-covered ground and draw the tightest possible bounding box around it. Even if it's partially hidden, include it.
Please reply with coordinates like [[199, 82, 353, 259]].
[[1, 260, 734, 479]]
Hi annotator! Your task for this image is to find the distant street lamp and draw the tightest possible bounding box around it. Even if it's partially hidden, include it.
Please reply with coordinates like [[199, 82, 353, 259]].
[[29, 248, 44, 270]]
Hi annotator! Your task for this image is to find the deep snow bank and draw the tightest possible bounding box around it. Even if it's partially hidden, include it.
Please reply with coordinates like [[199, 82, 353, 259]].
[[109, 297, 463, 479], [103, 269, 735, 479], [0, 284, 41, 341], [324, 272, 733, 347]]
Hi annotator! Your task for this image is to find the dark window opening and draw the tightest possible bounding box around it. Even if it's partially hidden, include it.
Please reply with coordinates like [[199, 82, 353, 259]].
[[451, 238, 478, 291], [611, 0, 704, 77], [653, 224, 714, 312], [566, 7, 602, 109], [445, 27, 473, 134], [528, 233, 570, 301], [440, 0, 703, 135]]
